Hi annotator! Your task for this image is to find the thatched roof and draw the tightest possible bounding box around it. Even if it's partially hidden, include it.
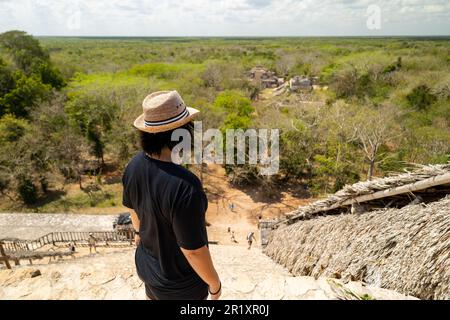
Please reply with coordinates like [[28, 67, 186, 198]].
[[264, 196, 450, 300], [277, 163, 450, 226]]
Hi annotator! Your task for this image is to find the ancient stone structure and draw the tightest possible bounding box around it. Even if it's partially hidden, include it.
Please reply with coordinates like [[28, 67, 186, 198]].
[[249, 66, 284, 89], [289, 76, 312, 92]]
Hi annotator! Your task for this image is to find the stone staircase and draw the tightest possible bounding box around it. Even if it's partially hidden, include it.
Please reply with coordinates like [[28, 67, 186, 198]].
[[212, 245, 415, 300], [0, 244, 416, 300]]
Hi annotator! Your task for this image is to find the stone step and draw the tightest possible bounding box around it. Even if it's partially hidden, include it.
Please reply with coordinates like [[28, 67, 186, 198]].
[[0, 245, 417, 300]]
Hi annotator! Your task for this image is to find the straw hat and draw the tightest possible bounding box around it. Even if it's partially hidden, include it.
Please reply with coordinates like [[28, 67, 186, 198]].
[[134, 90, 199, 133]]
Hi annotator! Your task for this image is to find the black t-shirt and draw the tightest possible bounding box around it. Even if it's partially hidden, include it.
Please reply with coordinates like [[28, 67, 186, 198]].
[[122, 151, 208, 299]]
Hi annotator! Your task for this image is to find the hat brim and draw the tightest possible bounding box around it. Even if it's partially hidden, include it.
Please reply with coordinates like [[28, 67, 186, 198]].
[[133, 107, 200, 133]]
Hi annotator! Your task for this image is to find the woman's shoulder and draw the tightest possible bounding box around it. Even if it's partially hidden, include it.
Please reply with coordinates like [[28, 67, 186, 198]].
[[125, 152, 146, 168], [172, 165, 203, 192], [122, 152, 146, 179]]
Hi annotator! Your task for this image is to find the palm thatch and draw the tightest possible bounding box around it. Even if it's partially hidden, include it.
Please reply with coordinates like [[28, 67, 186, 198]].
[[277, 163, 450, 225], [264, 196, 450, 300]]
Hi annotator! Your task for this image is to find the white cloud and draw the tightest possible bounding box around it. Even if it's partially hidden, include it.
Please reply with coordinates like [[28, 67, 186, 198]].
[[0, 0, 448, 36]]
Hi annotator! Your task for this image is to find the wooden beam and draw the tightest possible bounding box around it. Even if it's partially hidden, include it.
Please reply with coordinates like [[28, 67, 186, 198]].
[[283, 172, 450, 225], [336, 172, 450, 208]]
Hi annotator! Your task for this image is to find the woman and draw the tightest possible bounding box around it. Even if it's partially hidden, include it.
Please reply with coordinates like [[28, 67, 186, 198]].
[[122, 90, 221, 300]]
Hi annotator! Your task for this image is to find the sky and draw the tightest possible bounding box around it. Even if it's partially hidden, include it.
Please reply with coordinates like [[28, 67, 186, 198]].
[[0, 0, 449, 37]]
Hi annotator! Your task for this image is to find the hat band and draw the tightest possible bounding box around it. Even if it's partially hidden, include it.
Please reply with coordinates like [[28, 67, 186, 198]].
[[144, 107, 189, 127]]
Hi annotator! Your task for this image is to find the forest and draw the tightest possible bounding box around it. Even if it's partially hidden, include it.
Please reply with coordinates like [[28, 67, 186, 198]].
[[0, 31, 449, 210]]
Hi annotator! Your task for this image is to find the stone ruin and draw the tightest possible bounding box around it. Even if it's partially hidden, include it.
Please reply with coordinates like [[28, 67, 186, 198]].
[[289, 75, 313, 92], [249, 66, 284, 89]]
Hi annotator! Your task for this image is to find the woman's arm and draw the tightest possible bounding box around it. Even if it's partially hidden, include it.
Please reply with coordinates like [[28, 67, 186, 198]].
[[180, 246, 222, 300], [130, 209, 141, 245]]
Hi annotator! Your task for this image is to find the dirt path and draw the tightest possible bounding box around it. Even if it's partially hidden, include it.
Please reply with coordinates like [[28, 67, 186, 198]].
[[198, 164, 310, 246]]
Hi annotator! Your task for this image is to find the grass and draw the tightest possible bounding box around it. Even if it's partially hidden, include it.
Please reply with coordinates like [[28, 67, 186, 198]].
[[128, 62, 204, 79], [38, 190, 120, 212], [0, 182, 124, 213]]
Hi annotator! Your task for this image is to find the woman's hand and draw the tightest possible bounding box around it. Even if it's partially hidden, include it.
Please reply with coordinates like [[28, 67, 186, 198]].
[[179, 246, 221, 301], [209, 281, 222, 300], [134, 234, 141, 246], [209, 287, 222, 300]]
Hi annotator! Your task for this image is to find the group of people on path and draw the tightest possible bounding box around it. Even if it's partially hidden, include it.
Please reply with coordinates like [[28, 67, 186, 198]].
[[66, 233, 98, 254], [227, 201, 257, 249], [227, 227, 256, 249]]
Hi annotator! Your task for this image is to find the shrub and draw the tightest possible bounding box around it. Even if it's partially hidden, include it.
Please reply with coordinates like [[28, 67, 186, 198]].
[[0, 114, 28, 143], [17, 177, 38, 204], [0, 58, 15, 96], [406, 85, 437, 110]]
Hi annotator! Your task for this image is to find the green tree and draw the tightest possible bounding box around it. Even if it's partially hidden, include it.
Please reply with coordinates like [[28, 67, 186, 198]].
[[279, 123, 314, 181], [212, 91, 258, 184], [35, 62, 65, 89], [0, 96, 90, 204], [0, 72, 51, 118], [0, 30, 49, 73], [65, 92, 119, 166], [214, 90, 254, 130], [0, 31, 65, 118], [0, 58, 15, 96], [31, 96, 89, 189], [0, 30, 65, 87]]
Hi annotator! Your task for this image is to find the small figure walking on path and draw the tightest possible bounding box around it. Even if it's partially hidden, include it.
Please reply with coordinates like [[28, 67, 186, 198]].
[[230, 231, 237, 243], [88, 233, 98, 254], [68, 242, 76, 253], [229, 202, 235, 212], [68, 242, 76, 259], [247, 232, 256, 250], [257, 216, 262, 229]]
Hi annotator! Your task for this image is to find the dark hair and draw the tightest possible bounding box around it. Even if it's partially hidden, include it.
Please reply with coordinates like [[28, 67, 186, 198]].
[[140, 122, 194, 156]]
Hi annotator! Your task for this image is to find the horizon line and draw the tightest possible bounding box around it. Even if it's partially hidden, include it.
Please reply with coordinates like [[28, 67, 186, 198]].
[[33, 35, 450, 38]]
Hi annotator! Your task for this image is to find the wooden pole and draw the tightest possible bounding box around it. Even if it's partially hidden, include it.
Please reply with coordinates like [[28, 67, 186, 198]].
[[0, 242, 12, 269]]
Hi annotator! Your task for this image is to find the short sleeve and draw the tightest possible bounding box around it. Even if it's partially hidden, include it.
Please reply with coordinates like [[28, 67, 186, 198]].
[[122, 169, 133, 209], [172, 190, 208, 250]]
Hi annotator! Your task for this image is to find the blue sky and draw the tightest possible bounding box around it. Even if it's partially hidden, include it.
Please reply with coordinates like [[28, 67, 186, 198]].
[[0, 0, 449, 36]]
